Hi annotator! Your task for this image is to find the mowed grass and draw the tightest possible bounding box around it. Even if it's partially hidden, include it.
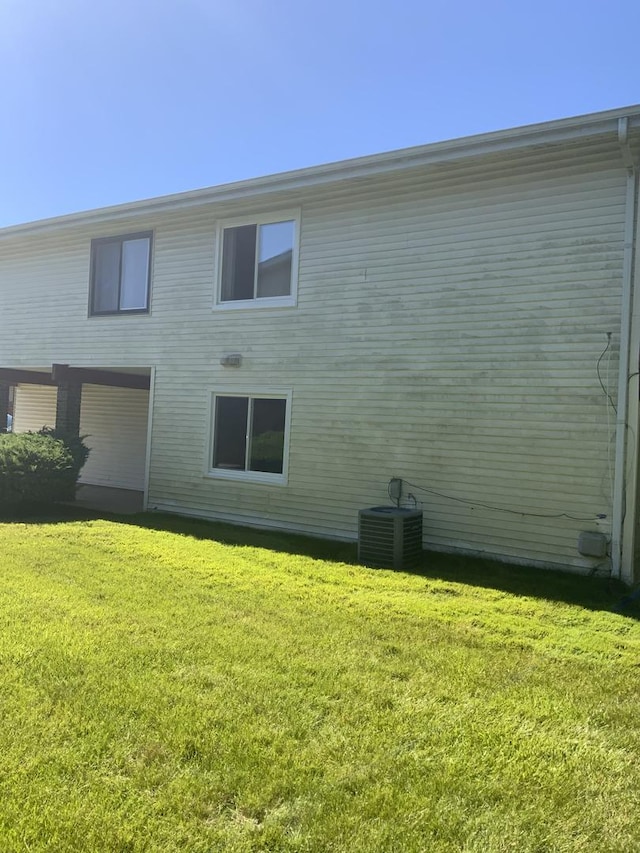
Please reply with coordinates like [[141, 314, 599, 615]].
[[1, 515, 640, 852]]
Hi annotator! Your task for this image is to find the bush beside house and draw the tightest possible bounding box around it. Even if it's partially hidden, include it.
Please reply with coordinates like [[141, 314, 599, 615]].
[[0, 430, 89, 513]]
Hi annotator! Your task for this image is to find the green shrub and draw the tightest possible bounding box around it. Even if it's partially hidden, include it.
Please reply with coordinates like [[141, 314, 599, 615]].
[[0, 431, 88, 514], [39, 427, 90, 491]]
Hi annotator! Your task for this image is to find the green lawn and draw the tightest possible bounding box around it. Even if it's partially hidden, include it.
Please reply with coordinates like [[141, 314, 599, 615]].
[[1, 513, 640, 852]]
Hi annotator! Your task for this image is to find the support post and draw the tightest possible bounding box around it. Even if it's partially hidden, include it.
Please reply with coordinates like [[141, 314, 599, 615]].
[[55, 380, 82, 438], [0, 383, 10, 433]]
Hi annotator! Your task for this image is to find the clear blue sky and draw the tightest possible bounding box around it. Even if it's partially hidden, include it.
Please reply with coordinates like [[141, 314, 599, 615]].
[[1, 0, 638, 227]]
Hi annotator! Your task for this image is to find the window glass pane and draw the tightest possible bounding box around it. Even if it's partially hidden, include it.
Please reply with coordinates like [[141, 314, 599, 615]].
[[92, 241, 120, 313], [120, 238, 150, 310], [256, 221, 294, 298], [221, 225, 256, 301], [213, 396, 248, 470], [249, 398, 286, 473]]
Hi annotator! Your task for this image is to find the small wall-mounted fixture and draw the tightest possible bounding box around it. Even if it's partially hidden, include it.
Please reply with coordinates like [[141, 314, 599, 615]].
[[388, 477, 403, 506], [220, 353, 243, 367], [577, 531, 608, 558]]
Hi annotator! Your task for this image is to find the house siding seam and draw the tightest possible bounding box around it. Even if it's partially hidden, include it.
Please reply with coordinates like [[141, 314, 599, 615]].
[[0, 136, 630, 572]]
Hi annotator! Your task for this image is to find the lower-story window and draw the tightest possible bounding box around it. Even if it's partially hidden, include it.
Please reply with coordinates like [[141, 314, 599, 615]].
[[209, 391, 291, 484]]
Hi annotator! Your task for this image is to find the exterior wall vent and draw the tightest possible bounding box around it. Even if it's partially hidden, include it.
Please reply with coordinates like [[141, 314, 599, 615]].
[[220, 353, 243, 367], [358, 506, 423, 570]]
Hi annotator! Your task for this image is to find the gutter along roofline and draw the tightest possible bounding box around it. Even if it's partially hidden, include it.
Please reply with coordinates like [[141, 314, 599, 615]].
[[2, 105, 640, 240]]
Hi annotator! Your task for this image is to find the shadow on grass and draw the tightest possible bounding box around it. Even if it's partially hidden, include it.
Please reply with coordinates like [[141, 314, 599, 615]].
[[3, 505, 639, 620]]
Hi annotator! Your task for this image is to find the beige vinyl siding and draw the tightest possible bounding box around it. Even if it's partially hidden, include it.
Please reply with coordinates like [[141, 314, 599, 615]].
[[13, 385, 57, 433], [0, 137, 628, 570], [12, 384, 148, 490], [79, 385, 148, 490]]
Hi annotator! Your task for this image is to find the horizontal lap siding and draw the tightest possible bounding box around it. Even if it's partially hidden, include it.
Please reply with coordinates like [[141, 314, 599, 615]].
[[0, 139, 627, 569], [79, 385, 148, 490], [148, 143, 625, 569], [13, 385, 56, 432]]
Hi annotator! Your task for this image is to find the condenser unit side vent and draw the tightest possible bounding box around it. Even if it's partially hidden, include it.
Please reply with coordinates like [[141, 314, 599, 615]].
[[358, 506, 423, 570]]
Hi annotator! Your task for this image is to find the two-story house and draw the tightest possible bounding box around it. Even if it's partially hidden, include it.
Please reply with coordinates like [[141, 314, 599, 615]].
[[2, 105, 640, 583]]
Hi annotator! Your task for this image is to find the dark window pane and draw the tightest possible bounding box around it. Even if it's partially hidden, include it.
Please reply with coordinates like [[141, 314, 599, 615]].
[[213, 397, 248, 470], [250, 398, 286, 473], [92, 241, 120, 313], [256, 221, 294, 298], [221, 225, 256, 301], [120, 238, 150, 309]]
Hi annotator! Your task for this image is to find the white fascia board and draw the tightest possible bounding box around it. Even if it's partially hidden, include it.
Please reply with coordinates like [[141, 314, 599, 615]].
[[2, 105, 640, 240]]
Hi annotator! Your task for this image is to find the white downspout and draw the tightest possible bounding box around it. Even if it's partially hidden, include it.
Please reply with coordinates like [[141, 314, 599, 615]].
[[611, 117, 637, 579]]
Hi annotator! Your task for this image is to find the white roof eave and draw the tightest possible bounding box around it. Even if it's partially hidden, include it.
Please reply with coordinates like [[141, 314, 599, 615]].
[[2, 105, 639, 239]]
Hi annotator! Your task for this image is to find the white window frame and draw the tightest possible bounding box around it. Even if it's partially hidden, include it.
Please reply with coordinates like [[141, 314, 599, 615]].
[[205, 388, 292, 485], [213, 209, 300, 310]]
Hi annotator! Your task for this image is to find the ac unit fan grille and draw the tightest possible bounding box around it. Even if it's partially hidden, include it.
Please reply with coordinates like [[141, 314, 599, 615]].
[[358, 507, 423, 570]]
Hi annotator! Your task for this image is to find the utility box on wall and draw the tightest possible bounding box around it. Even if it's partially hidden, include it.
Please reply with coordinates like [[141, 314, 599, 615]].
[[358, 506, 423, 570], [577, 531, 608, 558]]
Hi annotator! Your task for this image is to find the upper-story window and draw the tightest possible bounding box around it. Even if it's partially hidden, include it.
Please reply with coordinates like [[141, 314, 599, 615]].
[[90, 232, 152, 316], [216, 212, 299, 309]]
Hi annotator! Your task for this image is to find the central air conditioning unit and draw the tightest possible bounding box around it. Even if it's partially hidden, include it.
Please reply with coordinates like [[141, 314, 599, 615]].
[[358, 506, 423, 570]]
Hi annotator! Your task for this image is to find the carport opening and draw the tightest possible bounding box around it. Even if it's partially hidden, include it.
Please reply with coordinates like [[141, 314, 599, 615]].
[[2, 365, 153, 512]]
